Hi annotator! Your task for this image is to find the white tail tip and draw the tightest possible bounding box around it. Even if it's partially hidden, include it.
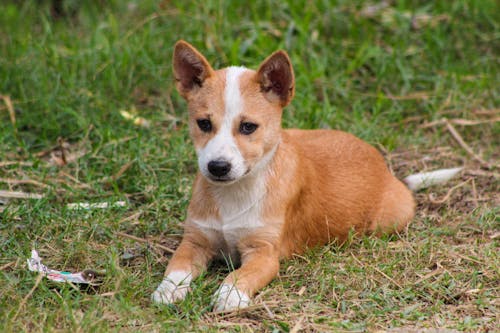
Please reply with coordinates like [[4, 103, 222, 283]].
[[404, 167, 463, 191]]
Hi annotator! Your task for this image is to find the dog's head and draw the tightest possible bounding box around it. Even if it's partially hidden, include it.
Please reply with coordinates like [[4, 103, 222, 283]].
[[173, 40, 295, 185]]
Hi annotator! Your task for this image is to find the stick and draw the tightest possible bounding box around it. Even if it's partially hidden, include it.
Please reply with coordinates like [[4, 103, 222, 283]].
[[57, 171, 92, 189], [66, 201, 127, 210], [290, 315, 305, 333], [414, 268, 445, 285], [112, 160, 135, 181], [444, 119, 491, 168], [351, 254, 403, 289], [420, 117, 500, 128], [471, 178, 478, 208], [473, 109, 500, 116], [290, 317, 305, 333], [13, 273, 43, 321], [0, 262, 15, 271], [1, 94, 16, 131], [0, 161, 33, 167], [0, 190, 44, 199], [0, 178, 49, 188], [428, 179, 471, 204], [115, 231, 175, 254], [261, 302, 275, 319]]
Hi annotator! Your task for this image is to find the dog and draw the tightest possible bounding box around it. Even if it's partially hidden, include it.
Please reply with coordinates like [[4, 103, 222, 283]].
[[151, 40, 439, 312]]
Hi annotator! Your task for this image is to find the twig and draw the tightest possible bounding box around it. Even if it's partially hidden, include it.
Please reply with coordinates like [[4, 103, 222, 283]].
[[0, 161, 33, 168], [210, 302, 275, 317], [351, 253, 403, 289], [1, 94, 16, 132], [444, 119, 491, 168], [428, 179, 471, 204], [449, 251, 484, 265], [471, 178, 478, 208], [98, 291, 117, 297], [113, 160, 135, 181], [57, 171, 92, 189], [13, 273, 43, 321], [119, 211, 142, 223], [414, 268, 445, 285], [261, 302, 275, 319], [0, 190, 44, 199], [92, 135, 136, 157], [66, 201, 127, 210], [385, 91, 430, 100], [0, 178, 49, 188], [115, 231, 175, 254], [99, 160, 135, 183], [466, 169, 500, 178], [420, 117, 500, 128], [57, 137, 67, 165], [372, 265, 403, 289], [473, 108, 500, 116], [290, 315, 305, 333], [0, 262, 15, 271]]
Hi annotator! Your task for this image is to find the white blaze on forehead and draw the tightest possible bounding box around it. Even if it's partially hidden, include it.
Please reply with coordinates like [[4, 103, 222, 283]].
[[197, 66, 249, 180], [224, 66, 247, 119]]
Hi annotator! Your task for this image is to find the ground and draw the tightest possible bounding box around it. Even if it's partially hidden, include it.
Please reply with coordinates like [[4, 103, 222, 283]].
[[0, 1, 498, 332]]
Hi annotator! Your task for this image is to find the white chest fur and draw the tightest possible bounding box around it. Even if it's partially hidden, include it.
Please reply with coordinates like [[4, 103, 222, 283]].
[[192, 175, 266, 258]]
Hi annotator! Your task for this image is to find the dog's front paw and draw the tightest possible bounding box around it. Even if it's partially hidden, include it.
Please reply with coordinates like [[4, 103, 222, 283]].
[[212, 284, 251, 312], [151, 271, 192, 305]]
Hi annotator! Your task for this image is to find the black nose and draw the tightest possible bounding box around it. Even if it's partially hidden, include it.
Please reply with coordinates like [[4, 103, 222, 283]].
[[207, 160, 231, 177]]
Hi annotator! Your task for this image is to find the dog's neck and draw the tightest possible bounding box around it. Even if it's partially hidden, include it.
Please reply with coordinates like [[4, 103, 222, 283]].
[[206, 141, 280, 221]]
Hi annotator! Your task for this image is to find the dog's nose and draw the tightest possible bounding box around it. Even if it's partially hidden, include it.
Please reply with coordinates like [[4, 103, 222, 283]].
[[208, 160, 231, 177]]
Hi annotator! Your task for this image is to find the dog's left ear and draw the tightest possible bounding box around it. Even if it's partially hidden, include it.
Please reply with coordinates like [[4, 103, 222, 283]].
[[256, 50, 295, 107]]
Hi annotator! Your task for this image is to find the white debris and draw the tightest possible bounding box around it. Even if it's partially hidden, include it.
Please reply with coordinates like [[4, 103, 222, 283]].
[[27, 250, 100, 285], [66, 201, 127, 210]]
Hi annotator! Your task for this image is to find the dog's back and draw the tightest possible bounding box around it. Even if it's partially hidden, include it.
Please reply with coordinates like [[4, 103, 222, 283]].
[[276, 129, 415, 256]]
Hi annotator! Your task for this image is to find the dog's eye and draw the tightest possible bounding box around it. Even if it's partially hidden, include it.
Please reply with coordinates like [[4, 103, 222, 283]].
[[239, 122, 258, 135], [196, 119, 212, 133]]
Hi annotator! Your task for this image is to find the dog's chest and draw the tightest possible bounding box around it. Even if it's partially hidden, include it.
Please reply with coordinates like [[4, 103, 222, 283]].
[[193, 178, 265, 257]]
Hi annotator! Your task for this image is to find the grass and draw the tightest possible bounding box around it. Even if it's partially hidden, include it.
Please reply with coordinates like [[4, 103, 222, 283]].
[[0, 0, 498, 331]]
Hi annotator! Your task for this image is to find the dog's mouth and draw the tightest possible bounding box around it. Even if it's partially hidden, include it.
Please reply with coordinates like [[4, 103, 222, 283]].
[[210, 176, 234, 183], [206, 176, 238, 186], [205, 168, 250, 185]]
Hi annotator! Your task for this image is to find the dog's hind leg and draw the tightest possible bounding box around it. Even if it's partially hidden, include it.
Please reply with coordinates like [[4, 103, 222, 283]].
[[369, 178, 415, 234]]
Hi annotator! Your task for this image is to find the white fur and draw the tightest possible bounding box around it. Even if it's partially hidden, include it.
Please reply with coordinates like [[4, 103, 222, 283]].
[[224, 66, 248, 120], [151, 270, 192, 305], [212, 283, 251, 312], [197, 66, 249, 182], [191, 173, 266, 259], [404, 167, 463, 191]]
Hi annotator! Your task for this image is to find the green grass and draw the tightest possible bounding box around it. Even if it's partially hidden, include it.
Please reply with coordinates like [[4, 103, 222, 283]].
[[1, 0, 499, 331]]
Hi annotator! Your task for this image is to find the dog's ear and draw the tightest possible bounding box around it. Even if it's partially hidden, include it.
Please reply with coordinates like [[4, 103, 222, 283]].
[[173, 40, 214, 98], [256, 50, 295, 106]]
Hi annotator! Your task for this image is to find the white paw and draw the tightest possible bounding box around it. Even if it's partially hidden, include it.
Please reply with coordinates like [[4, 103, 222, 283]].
[[212, 284, 251, 312], [151, 271, 192, 305]]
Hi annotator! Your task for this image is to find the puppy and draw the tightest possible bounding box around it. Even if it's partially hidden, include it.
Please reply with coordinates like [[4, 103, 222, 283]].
[[152, 40, 416, 311]]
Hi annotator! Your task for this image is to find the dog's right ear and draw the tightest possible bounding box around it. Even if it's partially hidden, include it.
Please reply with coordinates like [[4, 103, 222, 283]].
[[173, 40, 214, 98]]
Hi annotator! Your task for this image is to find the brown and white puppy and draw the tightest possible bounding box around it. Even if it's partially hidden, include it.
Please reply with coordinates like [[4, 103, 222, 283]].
[[152, 40, 416, 311]]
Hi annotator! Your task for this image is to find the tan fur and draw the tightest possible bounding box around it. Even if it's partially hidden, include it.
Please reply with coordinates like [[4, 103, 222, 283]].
[[157, 40, 415, 306]]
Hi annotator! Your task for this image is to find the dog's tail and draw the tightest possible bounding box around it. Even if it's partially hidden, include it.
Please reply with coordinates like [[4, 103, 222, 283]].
[[403, 167, 463, 191]]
